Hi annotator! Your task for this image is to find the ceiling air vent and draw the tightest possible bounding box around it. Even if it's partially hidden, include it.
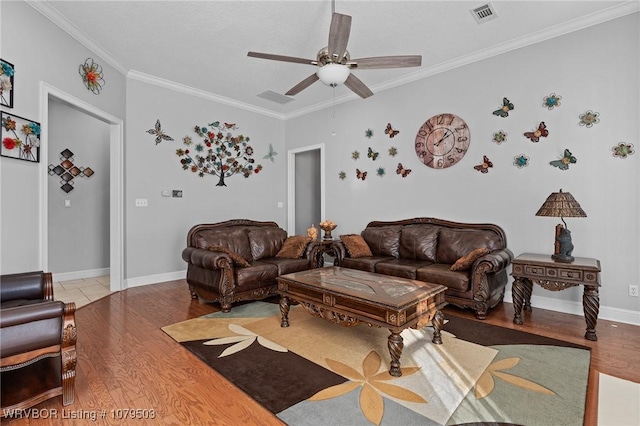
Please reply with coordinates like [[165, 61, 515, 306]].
[[470, 3, 497, 24], [257, 90, 294, 105]]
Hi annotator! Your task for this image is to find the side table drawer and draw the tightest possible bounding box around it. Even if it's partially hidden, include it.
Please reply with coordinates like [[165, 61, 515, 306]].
[[559, 269, 583, 281], [524, 265, 546, 277]]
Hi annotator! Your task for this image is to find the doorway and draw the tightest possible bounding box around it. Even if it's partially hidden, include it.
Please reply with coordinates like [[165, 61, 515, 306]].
[[287, 144, 325, 236], [39, 83, 124, 292]]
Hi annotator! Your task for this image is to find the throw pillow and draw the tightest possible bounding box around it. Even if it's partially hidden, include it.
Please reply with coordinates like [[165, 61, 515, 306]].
[[207, 245, 251, 267], [450, 247, 491, 271], [340, 234, 373, 258], [276, 236, 312, 259]]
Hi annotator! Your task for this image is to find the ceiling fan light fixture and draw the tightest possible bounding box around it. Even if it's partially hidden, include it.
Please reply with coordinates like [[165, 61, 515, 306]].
[[316, 63, 350, 87]]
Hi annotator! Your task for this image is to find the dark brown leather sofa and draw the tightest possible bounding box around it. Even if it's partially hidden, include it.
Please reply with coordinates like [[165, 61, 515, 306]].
[[1, 271, 77, 413], [334, 218, 513, 319], [182, 219, 316, 312]]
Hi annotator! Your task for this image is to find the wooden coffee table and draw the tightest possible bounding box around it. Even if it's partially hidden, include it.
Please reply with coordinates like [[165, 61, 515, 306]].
[[276, 266, 447, 377]]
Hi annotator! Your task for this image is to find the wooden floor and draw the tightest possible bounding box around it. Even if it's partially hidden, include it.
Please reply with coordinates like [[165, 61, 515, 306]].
[[2, 280, 639, 425]]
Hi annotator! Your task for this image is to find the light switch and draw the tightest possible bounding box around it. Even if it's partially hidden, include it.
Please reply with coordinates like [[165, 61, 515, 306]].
[[161, 190, 171, 197], [64, 200, 71, 208], [135, 198, 148, 207], [277, 202, 284, 208]]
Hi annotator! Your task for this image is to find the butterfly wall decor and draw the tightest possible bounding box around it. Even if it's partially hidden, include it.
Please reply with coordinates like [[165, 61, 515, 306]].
[[396, 163, 411, 178], [549, 149, 577, 170], [474, 156, 493, 173], [524, 122, 549, 142], [367, 147, 379, 160], [492, 97, 514, 118], [356, 169, 367, 180], [263, 143, 278, 162], [385, 123, 399, 138], [147, 119, 174, 145]]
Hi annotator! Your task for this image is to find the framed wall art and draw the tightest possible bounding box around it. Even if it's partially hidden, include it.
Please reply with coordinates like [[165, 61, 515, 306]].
[[1, 59, 14, 108], [1, 112, 40, 163]]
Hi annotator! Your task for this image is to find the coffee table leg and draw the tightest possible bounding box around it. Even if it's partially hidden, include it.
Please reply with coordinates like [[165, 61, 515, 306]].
[[431, 310, 444, 345], [279, 296, 290, 328], [388, 331, 404, 377]]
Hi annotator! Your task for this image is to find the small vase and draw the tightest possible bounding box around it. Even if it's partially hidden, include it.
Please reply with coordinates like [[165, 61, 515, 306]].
[[307, 224, 318, 240]]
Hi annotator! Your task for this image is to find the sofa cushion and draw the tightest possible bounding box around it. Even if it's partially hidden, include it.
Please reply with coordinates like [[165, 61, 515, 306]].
[[450, 247, 491, 271], [276, 236, 312, 259], [361, 226, 402, 257], [247, 227, 288, 260], [262, 258, 311, 275], [375, 258, 434, 279], [234, 262, 279, 288], [436, 228, 502, 264], [340, 234, 373, 258], [207, 245, 251, 267], [341, 256, 393, 273], [399, 225, 440, 262], [195, 227, 253, 261], [417, 264, 470, 292]]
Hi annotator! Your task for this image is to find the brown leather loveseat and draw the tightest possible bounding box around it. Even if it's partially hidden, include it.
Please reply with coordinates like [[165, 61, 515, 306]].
[[334, 218, 513, 319], [182, 219, 316, 312]]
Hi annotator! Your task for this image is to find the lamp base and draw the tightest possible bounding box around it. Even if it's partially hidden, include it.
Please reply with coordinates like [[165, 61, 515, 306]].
[[552, 253, 575, 263]]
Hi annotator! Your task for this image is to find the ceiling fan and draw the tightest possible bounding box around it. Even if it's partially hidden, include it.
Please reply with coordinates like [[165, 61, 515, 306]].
[[247, 12, 422, 99]]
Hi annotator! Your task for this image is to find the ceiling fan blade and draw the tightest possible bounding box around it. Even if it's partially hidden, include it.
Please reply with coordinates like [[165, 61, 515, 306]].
[[285, 73, 320, 96], [344, 74, 373, 99], [348, 55, 422, 69], [327, 13, 352, 61], [248, 51, 316, 65]]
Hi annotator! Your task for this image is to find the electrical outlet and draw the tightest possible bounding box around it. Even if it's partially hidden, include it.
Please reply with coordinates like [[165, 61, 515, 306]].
[[630, 285, 639, 297]]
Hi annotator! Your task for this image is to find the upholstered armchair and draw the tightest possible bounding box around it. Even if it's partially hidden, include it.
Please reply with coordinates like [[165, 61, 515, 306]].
[[0, 271, 77, 413]]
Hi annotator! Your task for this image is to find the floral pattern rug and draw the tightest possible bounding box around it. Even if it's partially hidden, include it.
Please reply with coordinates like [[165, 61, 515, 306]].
[[162, 301, 590, 426]]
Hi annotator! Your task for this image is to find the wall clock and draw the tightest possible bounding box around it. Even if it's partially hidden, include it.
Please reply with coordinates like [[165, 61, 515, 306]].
[[415, 113, 470, 169]]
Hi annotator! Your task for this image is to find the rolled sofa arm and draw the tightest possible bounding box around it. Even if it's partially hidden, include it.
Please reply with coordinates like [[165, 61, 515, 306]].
[[182, 247, 234, 270], [473, 248, 514, 273]]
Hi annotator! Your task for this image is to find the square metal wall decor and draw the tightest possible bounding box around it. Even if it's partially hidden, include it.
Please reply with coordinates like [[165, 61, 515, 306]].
[[48, 149, 94, 193], [1, 112, 40, 163]]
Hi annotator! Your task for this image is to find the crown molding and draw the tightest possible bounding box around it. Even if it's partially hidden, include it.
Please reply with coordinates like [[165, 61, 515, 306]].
[[127, 70, 286, 120], [28, 0, 639, 120], [365, 1, 640, 105], [26, 0, 129, 75]]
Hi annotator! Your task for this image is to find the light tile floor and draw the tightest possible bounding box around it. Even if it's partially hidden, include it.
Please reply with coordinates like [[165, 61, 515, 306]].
[[54, 275, 112, 308]]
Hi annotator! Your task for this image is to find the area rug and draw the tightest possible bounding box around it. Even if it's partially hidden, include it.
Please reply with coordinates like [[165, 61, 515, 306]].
[[162, 302, 590, 425]]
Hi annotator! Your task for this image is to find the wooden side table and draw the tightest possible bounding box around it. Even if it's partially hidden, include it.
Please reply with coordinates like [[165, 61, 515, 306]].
[[511, 253, 601, 341], [309, 240, 340, 268]]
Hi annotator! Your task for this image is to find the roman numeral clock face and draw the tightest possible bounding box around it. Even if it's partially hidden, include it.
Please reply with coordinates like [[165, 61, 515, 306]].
[[415, 113, 470, 169]]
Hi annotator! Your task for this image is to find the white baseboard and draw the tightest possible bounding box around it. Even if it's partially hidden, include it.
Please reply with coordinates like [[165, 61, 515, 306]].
[[125, 270, 186, 289], [53, 268, 110, 282], [504, 290, 640, 326]]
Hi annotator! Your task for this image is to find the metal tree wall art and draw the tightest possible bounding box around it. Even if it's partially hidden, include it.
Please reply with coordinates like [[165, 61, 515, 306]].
[[177, 121, 262, 187]]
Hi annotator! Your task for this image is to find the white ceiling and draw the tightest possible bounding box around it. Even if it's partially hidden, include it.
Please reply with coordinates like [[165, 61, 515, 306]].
[[30, 1, 637, 119]]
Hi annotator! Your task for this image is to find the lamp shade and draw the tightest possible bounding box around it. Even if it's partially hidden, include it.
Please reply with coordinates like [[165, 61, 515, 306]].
[[316, 64, 350, 87], [535, 189, 586, 218]]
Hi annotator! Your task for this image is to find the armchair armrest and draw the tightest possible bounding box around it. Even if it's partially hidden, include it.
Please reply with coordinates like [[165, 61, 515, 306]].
[[0, 271, 53, 304]]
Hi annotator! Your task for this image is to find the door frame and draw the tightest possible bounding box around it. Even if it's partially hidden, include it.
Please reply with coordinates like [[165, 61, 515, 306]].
[[39, 82, 124, 292], [287, 143, 325, 235]]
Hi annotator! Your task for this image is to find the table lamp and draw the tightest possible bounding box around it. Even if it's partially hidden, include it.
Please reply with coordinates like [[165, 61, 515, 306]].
[[535, 189, 586, 263]]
